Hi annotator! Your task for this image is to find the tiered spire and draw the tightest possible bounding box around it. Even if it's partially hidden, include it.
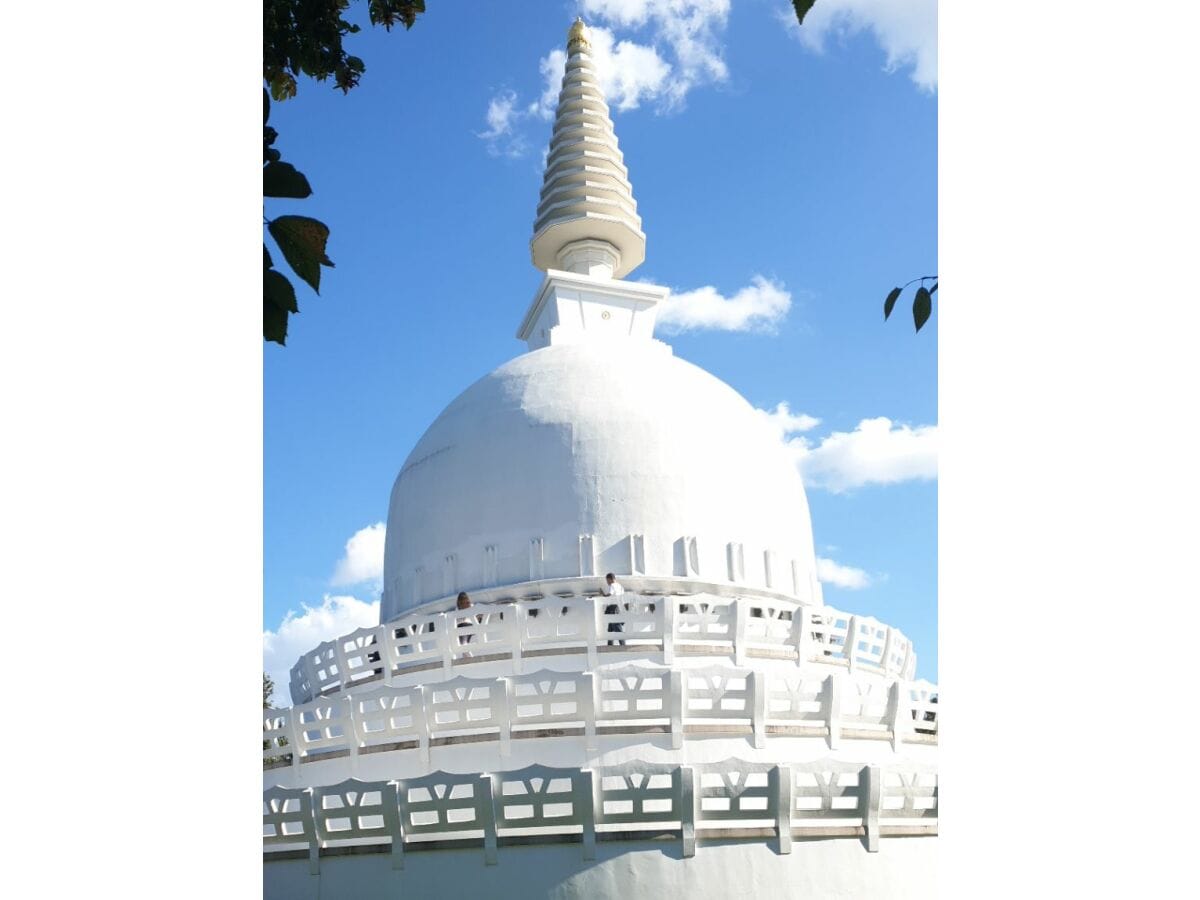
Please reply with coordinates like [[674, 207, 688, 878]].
[[531, 19, 646, 280]]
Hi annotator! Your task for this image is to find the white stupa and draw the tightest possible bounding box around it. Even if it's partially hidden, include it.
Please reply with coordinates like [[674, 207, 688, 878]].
[[265, 20, 938, 899]]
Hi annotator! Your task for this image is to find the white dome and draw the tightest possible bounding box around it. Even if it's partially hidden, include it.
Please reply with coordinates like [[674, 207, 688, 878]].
[[381, 339, 820, 619]]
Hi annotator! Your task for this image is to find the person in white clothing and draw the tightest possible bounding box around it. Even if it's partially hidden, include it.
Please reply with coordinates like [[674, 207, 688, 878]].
[[604, 573, 627, 647]]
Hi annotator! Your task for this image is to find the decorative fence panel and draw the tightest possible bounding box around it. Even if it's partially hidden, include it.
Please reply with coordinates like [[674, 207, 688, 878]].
[[763, 673, 828, 735], [738, 599, 799, 662], [383, 614, 444, 673], [263, 707, 296, 767], [594, 664, 680, 747], [334, 626, 387, 693], [312, 778, 403, 868], [292, 695, 354, 760], [268, 666, 939, 765], [266, 758, 936, 869], [425, 676, 511, 754], [287, 596, 919, 707], [491, 765, 596, 859], [674, 597, 737, 651], [508, 671, 595, 748], [848, 616, 889, 672], [351, 684, 428, 761]]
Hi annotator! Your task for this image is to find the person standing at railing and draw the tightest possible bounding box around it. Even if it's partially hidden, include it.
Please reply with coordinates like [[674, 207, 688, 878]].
[[456, 592, 482, 655], [603, 573, 627, 646]]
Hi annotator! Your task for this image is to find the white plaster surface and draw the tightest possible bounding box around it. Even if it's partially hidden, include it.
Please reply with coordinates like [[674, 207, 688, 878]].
[[265, 833, 937, 900], [381, 341, 818, 618]]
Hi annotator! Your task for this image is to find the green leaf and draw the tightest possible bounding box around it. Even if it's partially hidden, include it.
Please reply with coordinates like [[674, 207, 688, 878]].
[[929, 281, 938, 295], [264, 161, 312, 199], [913, 286, 932, 332], [268, 215, 334, 294], [263, 88, 270, 125], [792, 0, 817, 26], [264, 244, 272, 269], [265, 269, 298, 313], [884, 286, 902, 320], [270, 73, 297, 102], [264, 299, 289, 345]]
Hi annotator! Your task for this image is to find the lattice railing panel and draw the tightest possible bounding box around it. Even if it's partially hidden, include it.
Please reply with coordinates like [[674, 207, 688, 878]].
[[595, 665, 673, 725], [293, 696, 353, 758], [509, 671, 593, 733], [287, 596, 921, 706], [694, 759, 780, 827], [351, 684, 427, 754], [263, 708, 294, 764], [313, 778, 400, 846], [674, 597, 736, 648], [881, 764, 938, 822], [764, 672, 827, 728], [682, 666, 754, 726], [492, 765, 594, 853], [266, 758, 937, 866]]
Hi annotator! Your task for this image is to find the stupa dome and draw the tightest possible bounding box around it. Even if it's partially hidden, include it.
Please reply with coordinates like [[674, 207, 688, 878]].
[[380, 338, 821, 619]]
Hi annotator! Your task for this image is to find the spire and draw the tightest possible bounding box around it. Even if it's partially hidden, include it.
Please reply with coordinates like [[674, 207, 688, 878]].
[[531, 19, 646, 280]]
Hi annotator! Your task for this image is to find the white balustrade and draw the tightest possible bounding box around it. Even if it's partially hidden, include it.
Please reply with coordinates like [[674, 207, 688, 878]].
[[313, 778, 404, 869], [265, 665, 939, 768], [265, 757, 936, 869], [292, 695, 354, 762], [492, 765, 596, 860], [286, 596, 921, 707]]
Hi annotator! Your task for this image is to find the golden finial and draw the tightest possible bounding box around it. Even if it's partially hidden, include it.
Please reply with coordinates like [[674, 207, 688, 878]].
[[567, 17, 590, 51]]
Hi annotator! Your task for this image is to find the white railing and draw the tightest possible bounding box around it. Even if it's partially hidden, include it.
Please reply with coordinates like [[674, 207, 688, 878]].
[[287, 595, 919, 705], [264, 666, 939, 768], [264, 757, 938, 872]]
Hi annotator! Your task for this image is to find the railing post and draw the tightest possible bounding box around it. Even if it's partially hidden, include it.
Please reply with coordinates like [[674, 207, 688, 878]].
[[303, 787, 319, 874], [734, 598, 748, 666], [669, 669, 684, 750], [510, 604, 526, 675], [345, 695, 361, 776], [846, 615, 859, 674], [482, 774, 499, 865], [440, 612, 455, 676], [415, 685, 430, 764], [285, 709, 302, 777], [579, 769, 596, 860], [881, 625, 897, 678], [302, 654, 320, 705], [887, 680, 907, 751], [582, 672, 597, 752], [662, 596, 676, 665], [826, 673, 842, 750], [679, 765, 696, 858], [587, 598, 600, 670], [499, 678, 513, 757], [386, 780, 405, 870], [381, 623, 398, 687], [796, 606, 813, 668], [774, 765, 792, 855], [862, 764, 881, 852], [750, 670, 767, 749]]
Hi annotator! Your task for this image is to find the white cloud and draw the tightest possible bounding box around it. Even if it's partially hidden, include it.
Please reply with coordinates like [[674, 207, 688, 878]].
[[479, 89, 531, 158], [579, 1, 730, 109], [481, 1, 730, 156], [756, 401, 821, 437], [657, 275, 792, 334], [331, 522, 386, 587], [262, 594, 380, 707], [816, 556, 872, 589], [791, 416, 938, 492], [782, 0, 938, 91]]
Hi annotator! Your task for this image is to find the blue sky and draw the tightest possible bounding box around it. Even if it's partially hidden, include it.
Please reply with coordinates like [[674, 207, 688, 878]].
[[263, 0, 937, 692]]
